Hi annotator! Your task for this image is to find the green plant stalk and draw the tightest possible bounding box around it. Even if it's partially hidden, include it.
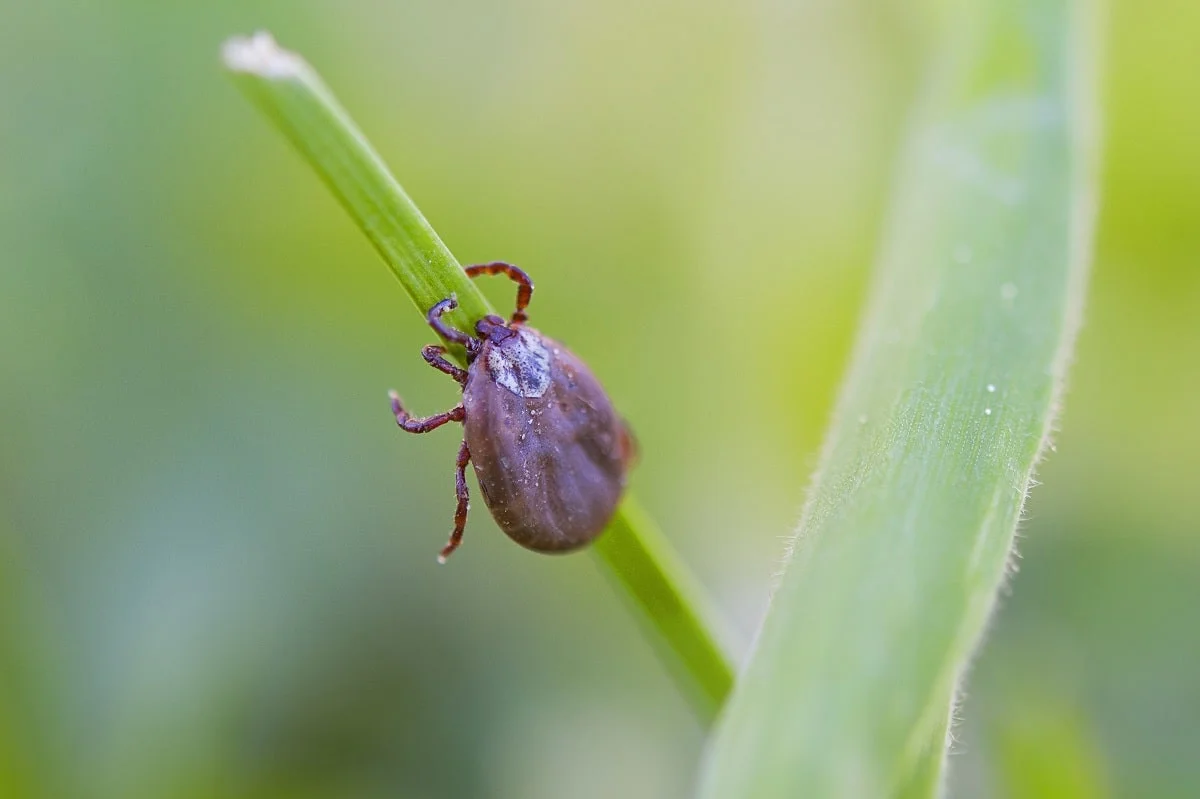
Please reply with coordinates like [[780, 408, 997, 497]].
[[699, 0, 1097, 795], [593, 497, 733, 720], [222, 32, 734, 723]]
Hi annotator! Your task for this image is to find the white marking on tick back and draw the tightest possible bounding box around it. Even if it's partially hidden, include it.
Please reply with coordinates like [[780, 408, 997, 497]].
[[487, 328, 551, 398]]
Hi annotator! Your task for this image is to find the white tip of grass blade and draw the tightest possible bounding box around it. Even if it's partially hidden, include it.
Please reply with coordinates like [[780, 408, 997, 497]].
[[222, 31, 306, 79]]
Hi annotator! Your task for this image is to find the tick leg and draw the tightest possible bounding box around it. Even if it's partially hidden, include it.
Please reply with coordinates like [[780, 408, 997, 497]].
[[427, 297, 477, 352], [438, 438, 472, 563], [422, 345, 467, 385], [389, 391, 465, 433], [463, 262, 534, 326]]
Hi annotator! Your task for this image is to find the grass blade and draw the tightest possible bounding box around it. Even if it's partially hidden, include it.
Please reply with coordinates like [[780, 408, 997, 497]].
[[594, 498, 734, 721], [222, 32, 734, 724], [698, 0, 1098, 793], [221, 32, 491, 340], [895, 700, 954, 799]]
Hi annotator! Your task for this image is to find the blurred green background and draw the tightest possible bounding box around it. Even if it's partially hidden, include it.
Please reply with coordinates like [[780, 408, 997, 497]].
[[1, 1, 1196, 797]]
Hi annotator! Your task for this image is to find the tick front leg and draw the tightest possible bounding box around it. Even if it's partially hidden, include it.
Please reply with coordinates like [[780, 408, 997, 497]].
[[463, 262, 534, 326], [422, 345, 468, 385], [427, 297, 477, 352], [438, 438, 472, 563], [389, 391, 465, 433]]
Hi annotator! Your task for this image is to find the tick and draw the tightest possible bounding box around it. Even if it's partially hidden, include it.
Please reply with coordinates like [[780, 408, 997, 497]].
[[389, 262, 636, 562]]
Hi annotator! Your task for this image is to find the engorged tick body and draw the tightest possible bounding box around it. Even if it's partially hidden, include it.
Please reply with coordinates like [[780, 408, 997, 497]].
[[389, 263, 635, 562]]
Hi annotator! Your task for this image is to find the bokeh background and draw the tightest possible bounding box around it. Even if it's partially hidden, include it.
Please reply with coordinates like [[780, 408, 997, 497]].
[[1, 1, 1196, 797]]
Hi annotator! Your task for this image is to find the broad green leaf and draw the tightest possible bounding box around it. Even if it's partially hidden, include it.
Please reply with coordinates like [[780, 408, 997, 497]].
[[699, 0, 1098, 794]]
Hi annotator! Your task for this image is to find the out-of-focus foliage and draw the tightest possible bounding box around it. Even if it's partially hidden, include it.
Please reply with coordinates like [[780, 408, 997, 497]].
[[0, 1, 1195, 797], [703, 0, 1096, 793]]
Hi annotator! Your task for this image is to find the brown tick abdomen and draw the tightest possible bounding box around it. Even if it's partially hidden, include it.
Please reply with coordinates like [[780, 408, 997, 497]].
[[462, 328, 634, 552]]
